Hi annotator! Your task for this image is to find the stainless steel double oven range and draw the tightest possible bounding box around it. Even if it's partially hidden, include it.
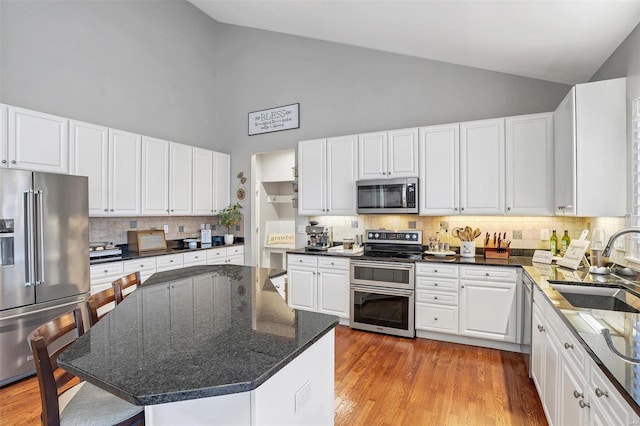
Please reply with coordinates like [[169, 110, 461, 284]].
[[350, 230, 422, 338]]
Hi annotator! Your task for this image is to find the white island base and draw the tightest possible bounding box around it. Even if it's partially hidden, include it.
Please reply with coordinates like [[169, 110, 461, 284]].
[[144, 329, 335, 426]]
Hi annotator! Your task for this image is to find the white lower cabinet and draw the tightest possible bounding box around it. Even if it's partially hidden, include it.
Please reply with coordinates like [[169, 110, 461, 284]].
[[532, 286, 640, 426], [287, 254, 349, 320], [123, 257, 157, 284], [206, 246, 245, 265], [183, 251, 207, 266], [90, 262, 124, 294], [156, 253, 184, 272], [416, 263, 519, 344]]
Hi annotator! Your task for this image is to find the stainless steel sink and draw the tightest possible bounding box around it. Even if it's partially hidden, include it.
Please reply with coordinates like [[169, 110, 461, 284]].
[[549, 282, 640, 313]]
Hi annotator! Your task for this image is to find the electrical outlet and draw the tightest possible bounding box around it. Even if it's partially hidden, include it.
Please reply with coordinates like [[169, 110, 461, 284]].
[[295, 380, 312, 412], [408, 221, 416, 229], [163, 225, 169, 233], [540, 229, 550, 240], [297, 225, 306, 234]]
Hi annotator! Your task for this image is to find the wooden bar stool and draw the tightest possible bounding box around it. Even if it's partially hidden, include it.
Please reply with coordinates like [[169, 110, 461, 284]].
[[28, 308, 145, 426], [87, 287, 118, 327], [112, 271, 142, 304]]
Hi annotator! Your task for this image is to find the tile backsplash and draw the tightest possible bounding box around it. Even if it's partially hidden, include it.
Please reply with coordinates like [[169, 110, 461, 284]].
[[309, 214, 627, 255], [90, 215, 245, 245]]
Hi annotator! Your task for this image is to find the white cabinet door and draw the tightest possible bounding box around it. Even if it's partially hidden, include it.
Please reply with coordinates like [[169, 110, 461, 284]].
[[109, 129, 142, 215], [0, 104, 7, 167], [554, 88, 576, 216], [141, 136, 170, 215], [459, 279, 516, 342], [415, 303, 459, 334], [206, 248, 226, 265], [192, 147, 214, 215], [419, 124, 459, 215], [7, 106, 69, 173], [156, 253, 183, 272], [69, 120, 109, 216], [505, 113, 554, 215], [169, 142, 192, 215], [460, 119, 505, 215], [213, 151, 230, 213], [543, 320, 562, 426], [358, 131, 387, 180], [326, 135, 357, 215], [387, 128, 418, 178], [298, 139, 326, 215], [531, 301, 546, 396], [317, 268, 349, 318], [287, 267, 316, 311], [558, 356, 589, 426]]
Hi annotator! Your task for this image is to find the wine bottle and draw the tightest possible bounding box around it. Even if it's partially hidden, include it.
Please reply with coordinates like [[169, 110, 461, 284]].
[[550, 230, 558, 255], [561, 230, 571, 255]]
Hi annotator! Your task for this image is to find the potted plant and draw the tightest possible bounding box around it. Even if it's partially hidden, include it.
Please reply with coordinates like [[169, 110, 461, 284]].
[[218, 203, 242, 245]]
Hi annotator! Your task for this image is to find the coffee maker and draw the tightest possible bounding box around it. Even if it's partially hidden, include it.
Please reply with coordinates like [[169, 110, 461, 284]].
[[306, 225, 333, 251]]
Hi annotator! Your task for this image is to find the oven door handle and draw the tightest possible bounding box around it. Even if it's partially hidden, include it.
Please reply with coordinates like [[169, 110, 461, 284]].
[[351, 284, 413, 298], [351, 261, 414, 271]]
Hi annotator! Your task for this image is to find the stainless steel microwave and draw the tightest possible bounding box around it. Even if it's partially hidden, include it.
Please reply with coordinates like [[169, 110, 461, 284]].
[[356, 177, 418, 214]]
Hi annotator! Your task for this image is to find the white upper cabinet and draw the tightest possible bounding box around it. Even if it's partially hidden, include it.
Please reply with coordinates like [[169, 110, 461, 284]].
[[109, 129, 142, 216], [387, 128, 419, 178], [0, 105, 7, 167], [192, 147, 214, 215], [7, 106, 69, 173], [213, 152, 230, 213], [505, 113, 554, 215], [141, 136, 170, 216], [299, 135, 357, 216], [69, 120, 109, 216], [169, 142, 193, 215], [419, 123, 460, 215], [460, 118, 505, 215], [358, 129, 418, 180], [554, 78, 626, 216]]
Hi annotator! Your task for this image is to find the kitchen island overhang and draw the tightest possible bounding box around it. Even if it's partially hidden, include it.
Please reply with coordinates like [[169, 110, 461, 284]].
[[58, 265, 338, 425]]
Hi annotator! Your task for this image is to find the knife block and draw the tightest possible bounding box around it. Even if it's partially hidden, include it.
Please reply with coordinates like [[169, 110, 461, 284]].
[[483, 242, 510, 259]]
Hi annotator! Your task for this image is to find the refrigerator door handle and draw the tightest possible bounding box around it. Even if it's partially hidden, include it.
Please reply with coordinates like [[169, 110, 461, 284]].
[[35, 190, 45, 286], [24, 190, 35, 287]]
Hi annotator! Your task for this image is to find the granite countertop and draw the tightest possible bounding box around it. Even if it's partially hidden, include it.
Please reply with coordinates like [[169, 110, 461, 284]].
[[58, 265, 338, 406], [90, 242, 245, 265], [524, 264, 640, 414]]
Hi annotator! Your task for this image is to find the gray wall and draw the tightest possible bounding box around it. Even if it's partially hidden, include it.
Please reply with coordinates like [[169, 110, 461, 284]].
[[591, 22, 640, 100], [0, 0, 571, 252], [0, 0, 219, 148]]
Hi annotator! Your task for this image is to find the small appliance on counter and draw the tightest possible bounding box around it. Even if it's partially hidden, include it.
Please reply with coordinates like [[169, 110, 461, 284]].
[[305, 223, 333, 251], [89, 242, 123, 264], [128, 229, 167, 253]]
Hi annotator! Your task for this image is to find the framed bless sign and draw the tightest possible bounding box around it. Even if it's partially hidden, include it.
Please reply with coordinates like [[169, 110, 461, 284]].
[[248, 103, 299, 136]]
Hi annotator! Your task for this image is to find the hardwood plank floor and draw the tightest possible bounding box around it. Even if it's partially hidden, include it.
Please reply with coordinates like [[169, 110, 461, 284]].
[[0, 325, 546, 425]]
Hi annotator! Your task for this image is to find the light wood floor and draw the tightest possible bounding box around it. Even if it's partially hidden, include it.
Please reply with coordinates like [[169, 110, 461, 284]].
[[0, 325, 546, 425]]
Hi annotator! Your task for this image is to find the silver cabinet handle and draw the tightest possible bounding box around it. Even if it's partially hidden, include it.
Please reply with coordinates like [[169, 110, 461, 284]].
[[11, 160, 16, 164], [573, 390, 583, 399], [434, 269, 438, 273], [507, 207, 511, 211], [485, 272, 490, 276], [434, 283, 438, 286], [1, 159, 6, 164], [595, 388, 609, 398], [454, 207, 458, 211], [537, 324, 545, 332], [434, 317, 438, 321], [579, 400, 590, 409], [564, 342, 574, 349], [434, 296, 438, 300], [110, 209, 114, 212], [103, 270, 108, 273], [104, 208, 108, 212], [461, 207, 465, 211]]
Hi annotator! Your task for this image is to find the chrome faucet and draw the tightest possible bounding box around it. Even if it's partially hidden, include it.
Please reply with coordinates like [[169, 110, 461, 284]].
[[602, 227, 640, 257]]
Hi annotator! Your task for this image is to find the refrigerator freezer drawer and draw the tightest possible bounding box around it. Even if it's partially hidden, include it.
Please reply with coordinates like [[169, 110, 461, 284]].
[[0, 296, 87, 386]]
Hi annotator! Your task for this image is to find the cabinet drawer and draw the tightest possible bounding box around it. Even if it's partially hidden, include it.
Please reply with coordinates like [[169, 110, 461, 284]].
[[123, 258, 156, 274], [226, 245, 244, 257], [183, 251, 207, 264], [590, 362, 638, 425], [416, 276, 458, 291], [206, 248, 226, 262], [156, 254, 183, 271], [288, 254, 318, 268], [416, 290, 458, 306], [90, 262, 124, 280], [416, 303, 458, 334], [460, 265, 517, 282], [554, 315, 587, 372], [416, 263, 459, 278], [317, 257, 349, 270]]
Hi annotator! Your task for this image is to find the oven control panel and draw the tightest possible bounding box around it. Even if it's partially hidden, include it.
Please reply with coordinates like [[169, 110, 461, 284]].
[[365, 229, 422, 244]]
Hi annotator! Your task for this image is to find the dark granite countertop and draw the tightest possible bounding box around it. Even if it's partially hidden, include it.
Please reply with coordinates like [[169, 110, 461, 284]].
[[523, 264, 640, 415], [58, 265, 338, 406], [90, 242, 244, 265]]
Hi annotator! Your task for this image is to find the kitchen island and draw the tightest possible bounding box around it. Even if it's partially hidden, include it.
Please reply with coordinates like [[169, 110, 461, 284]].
[[58, 265, 339, 425]]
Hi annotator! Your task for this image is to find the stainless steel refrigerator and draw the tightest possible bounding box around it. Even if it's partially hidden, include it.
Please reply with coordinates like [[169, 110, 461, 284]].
[[0, 169, 89, 386]]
